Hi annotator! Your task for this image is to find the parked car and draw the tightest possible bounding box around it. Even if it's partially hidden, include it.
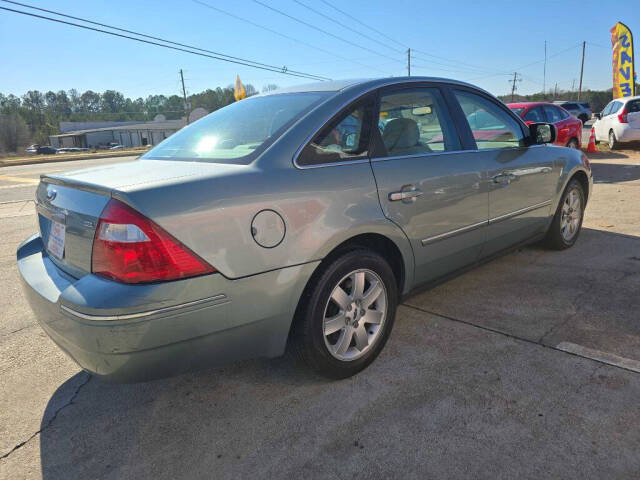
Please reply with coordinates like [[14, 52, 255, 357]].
[[57, 147, 90, 154], [17, 77, 592, 382], [109, 144, 125, 150], [25, 144, 40, 154], [32, 146, 58, 155], [593, 96, 640, 149], [553, 101, 592, 123], [508, 102, 582, 149]]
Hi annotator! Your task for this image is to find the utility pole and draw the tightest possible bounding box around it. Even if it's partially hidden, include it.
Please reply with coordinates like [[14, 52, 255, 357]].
[[407, 48, 411, 77], [180, 68, 190, 124], [578, 41, 586, 101], [543, 40, 547, 96], [509, 72, 521, 101], [554, 82, 558, 100]]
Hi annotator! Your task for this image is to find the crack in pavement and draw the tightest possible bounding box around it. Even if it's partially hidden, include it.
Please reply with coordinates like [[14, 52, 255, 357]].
[[0, 373, 92, 460]]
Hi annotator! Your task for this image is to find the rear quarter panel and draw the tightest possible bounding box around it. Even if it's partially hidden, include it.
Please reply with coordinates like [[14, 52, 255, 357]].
[[116, 160, 414, 290]]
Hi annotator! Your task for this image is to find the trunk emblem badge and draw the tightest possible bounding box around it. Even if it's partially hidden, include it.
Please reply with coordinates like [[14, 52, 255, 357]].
[[46, 187, 57, 201]]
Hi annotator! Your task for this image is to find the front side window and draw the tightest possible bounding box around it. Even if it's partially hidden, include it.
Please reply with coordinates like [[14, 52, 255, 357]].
[[296, 99, 372, 166], [601, 102, 613, 116], [142, 92, 330, 164], [454, 90, 524, 149], [376, 88, 460, 157], [523, 107, 544, 122]]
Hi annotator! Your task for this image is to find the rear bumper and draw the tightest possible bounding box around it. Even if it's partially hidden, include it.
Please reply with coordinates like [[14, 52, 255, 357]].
[[17, 234, 318, 382]]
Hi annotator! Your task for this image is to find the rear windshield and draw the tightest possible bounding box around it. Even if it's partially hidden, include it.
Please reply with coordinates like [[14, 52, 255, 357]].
[[509, 107, 525, 116], [142, 92, 331, 163]]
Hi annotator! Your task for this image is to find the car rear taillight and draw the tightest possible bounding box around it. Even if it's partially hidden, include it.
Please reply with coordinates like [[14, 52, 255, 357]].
[[92, 198, 215, 284], [618, 107, 628, 123]]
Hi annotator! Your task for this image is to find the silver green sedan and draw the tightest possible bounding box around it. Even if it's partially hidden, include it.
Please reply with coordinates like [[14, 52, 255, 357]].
[[17, 77, 592, 382]]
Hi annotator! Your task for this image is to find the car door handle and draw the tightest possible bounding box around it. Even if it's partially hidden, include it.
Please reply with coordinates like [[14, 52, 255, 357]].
[[389, 188, 423, 202], [492, 173, 517, 185]]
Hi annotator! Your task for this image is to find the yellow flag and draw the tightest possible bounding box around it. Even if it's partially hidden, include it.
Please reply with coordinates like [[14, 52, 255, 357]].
[[610, 22, 636, 98], [234, 75, 246, 101]]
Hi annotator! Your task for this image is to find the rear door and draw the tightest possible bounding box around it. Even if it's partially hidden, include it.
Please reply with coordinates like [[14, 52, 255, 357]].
[[370, 84, 489, 285], [451, 89, 558, 256]]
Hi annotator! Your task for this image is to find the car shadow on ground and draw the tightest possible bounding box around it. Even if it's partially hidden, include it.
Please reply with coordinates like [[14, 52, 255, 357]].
[[38, 354, 328, 479], [37, 228, 640, 479]]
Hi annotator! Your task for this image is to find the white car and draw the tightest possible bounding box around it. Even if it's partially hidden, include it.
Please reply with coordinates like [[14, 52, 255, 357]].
[[593, 96, 640, 149]]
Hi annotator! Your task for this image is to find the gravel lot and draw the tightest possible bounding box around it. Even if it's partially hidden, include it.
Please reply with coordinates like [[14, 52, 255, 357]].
[[1, 151, 639, 479]]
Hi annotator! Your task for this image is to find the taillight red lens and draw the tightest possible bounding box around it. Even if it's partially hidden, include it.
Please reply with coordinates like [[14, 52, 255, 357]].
[[618, 107, 628, 123], [92, 198, 215, 284]]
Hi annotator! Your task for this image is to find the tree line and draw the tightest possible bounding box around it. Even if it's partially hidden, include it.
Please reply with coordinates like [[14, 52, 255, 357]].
[[498, 88, 614, 113], [0, 82, 279, 153]]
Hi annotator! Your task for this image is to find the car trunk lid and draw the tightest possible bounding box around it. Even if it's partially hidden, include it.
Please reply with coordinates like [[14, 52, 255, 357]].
[[36, 159, 243, 278]]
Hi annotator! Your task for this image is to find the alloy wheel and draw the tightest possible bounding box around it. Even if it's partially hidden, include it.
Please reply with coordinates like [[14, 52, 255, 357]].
[[560, 188, 582, 242], [323, 269, 387, 361]]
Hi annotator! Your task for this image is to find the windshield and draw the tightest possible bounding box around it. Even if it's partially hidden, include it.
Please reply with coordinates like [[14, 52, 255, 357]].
[[142, 92, 330, 163], [509, 107, 525, 116]]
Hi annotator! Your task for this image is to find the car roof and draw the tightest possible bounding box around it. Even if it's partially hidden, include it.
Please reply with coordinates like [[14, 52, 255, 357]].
[[260, 76, 490, 97], [506, 101, 556, 108], [617, 95, 640, 103]]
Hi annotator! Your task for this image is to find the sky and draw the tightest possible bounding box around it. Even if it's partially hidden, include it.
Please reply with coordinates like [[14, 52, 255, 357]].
[[0, 0, 638, 100]]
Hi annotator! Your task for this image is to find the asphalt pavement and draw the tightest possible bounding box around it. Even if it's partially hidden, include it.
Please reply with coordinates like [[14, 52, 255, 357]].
[[1, 152, 640, 479]]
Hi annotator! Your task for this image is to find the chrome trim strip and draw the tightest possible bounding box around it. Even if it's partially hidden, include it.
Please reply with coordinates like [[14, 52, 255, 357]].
[[421, 220, 487, 246], [488, 200, 552, 224], [371, 149, 467, 162], [292, 157, 370, 170], [60, 294, 228, 322]]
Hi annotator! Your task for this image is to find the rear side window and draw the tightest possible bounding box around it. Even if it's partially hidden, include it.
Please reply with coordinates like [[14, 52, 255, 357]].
[[376, 87, 460, 156], [543, 105, 563, 123], [454, 90, 524, 149], [523, 107, 544, 122], [297, 98, 373, 166]]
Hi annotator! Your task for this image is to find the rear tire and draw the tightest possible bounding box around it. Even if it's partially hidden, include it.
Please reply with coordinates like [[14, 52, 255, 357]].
[[290, 249, 398, 379], [543, 179, 585, 250]]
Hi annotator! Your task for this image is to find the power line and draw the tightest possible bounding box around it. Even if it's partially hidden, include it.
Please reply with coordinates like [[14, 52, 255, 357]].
[[319, 0, 407, 49], [190, 0, 391, 75], [291, 0, 404, 54], [251, 0, 404, 66], [0, 2, 330, 81], [1, 0, 323, 78], [412, 49, 511, 76]]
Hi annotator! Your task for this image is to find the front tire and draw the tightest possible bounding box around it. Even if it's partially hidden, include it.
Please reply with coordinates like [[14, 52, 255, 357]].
[[609, 130, 619, 149], [543, 179, 585, 250], [291, 249, 398, 379]]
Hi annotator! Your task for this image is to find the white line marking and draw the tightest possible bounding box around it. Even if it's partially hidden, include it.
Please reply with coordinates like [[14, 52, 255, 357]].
[[556, 342, 640, 373]]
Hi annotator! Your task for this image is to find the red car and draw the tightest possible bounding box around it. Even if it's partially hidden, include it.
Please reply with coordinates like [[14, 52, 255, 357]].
[[507, 102, 582, 149]]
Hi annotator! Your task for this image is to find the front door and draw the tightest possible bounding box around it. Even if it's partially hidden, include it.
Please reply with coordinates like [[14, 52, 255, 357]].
[[451, 89, 558, 256], [370, 85, 489, 286]]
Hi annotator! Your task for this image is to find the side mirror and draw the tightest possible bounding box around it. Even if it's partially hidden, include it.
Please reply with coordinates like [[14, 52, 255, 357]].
[[594, 113, 601, 120], [529, 122, 556, 145]]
